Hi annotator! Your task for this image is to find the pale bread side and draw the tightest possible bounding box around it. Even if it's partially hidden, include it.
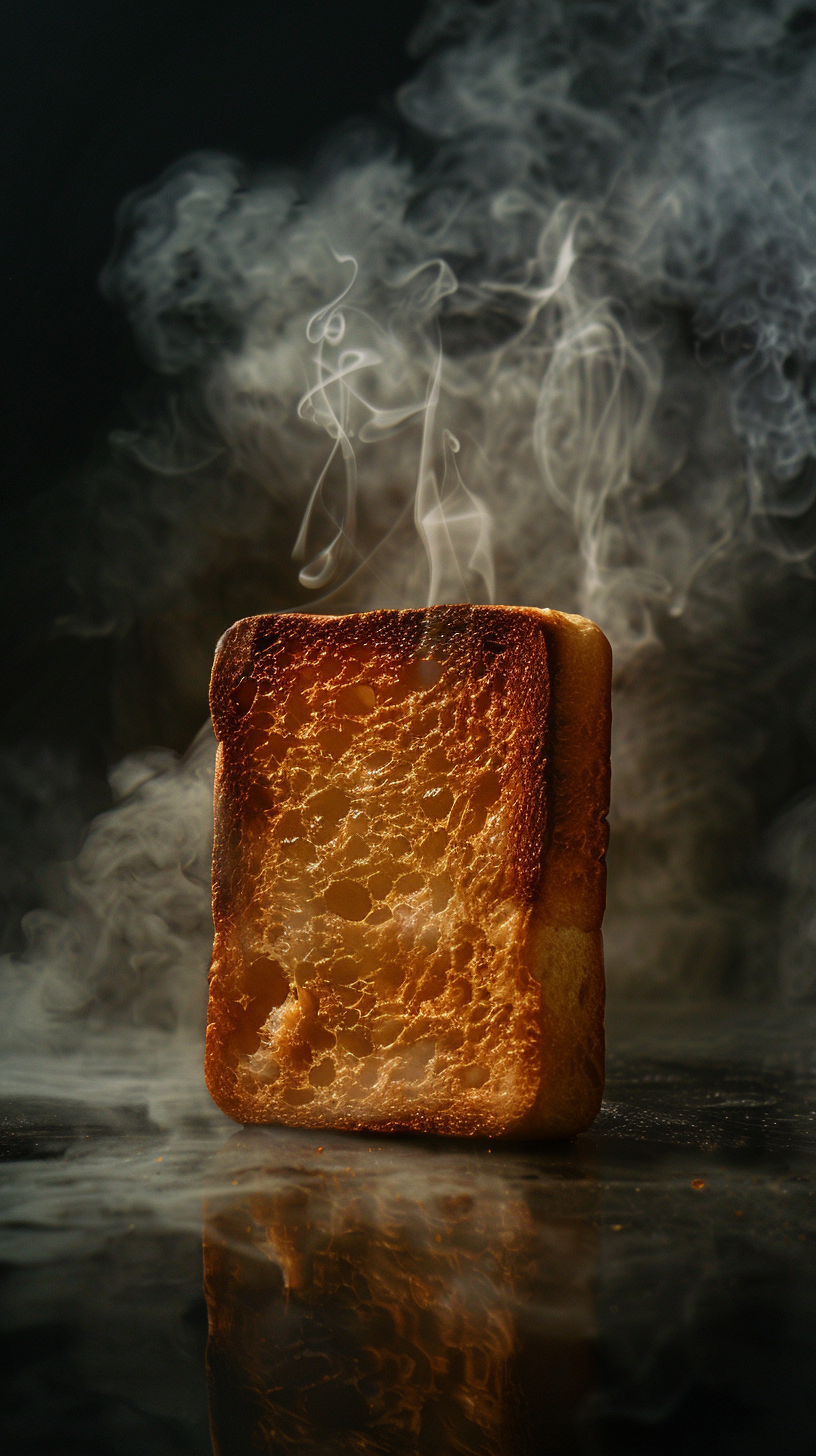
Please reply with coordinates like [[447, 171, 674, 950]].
[[525, 613, 610, 1136]]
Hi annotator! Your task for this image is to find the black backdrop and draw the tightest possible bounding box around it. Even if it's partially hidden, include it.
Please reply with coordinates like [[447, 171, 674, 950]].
[[0, 0, 427, 948], [3, 0, 427, 508]]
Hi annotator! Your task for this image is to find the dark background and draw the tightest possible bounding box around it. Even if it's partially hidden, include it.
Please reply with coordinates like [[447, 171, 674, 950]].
[[0, 0, 428, 948], [2, 0, 427, 510]]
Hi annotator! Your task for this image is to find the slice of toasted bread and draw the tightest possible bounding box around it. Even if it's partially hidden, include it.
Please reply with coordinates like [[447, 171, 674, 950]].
[[206, 605, 610, 1138]]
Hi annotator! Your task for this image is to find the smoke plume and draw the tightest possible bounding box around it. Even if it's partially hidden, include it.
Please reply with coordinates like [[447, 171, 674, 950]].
[[7, 0, 816, 1086]]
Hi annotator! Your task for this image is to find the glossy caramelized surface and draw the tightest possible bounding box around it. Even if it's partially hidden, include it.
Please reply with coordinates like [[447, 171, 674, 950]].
[[206, 605, 610, 1137]]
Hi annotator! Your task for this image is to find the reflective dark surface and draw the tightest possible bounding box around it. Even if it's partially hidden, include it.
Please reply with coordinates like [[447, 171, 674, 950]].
[[204, 1133, 597, 1455], [2, 1004, 816, 1455]]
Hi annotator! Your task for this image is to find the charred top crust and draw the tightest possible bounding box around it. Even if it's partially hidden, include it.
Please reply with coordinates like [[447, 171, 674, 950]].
[[213, 607, 540, 730], [210, 606, 551, 906]]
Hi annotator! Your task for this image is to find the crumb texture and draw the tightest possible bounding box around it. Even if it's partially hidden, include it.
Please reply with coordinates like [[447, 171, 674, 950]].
[[206, 605, 609, 1137]]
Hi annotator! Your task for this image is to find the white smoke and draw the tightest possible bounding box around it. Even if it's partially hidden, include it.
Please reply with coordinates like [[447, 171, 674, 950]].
[[7, 0, 816, 1092]]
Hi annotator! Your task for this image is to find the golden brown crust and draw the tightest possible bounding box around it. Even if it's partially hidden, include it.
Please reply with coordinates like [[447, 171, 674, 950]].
[[523, 612, 611, 1136], [205, 605, 610, 1138]]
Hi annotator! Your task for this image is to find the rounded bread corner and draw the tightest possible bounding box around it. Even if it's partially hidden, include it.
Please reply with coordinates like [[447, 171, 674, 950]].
[[209, 616, 259, 739], [513, 1077, 605, 1141]]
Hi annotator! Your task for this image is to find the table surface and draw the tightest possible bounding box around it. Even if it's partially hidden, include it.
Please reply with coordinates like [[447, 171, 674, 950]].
[[2, 1001, 815, 1455]]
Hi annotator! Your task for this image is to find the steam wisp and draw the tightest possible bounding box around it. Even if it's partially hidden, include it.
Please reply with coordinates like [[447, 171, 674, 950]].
[[292, 247, 495, 604]]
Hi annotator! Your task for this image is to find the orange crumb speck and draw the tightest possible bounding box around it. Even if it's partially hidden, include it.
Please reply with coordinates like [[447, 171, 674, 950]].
[[735, 1209, 743, 1217], [317, 1147, 324, 1153], [691, 1179, 705, 1190], [611, 1224, 623, 1232]]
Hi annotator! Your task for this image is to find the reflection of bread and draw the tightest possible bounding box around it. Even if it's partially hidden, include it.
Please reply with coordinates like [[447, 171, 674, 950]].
[[204, 1183, 523, 1455], [206, 605, 610, 1137], [203, 1132, 599, 1456]]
